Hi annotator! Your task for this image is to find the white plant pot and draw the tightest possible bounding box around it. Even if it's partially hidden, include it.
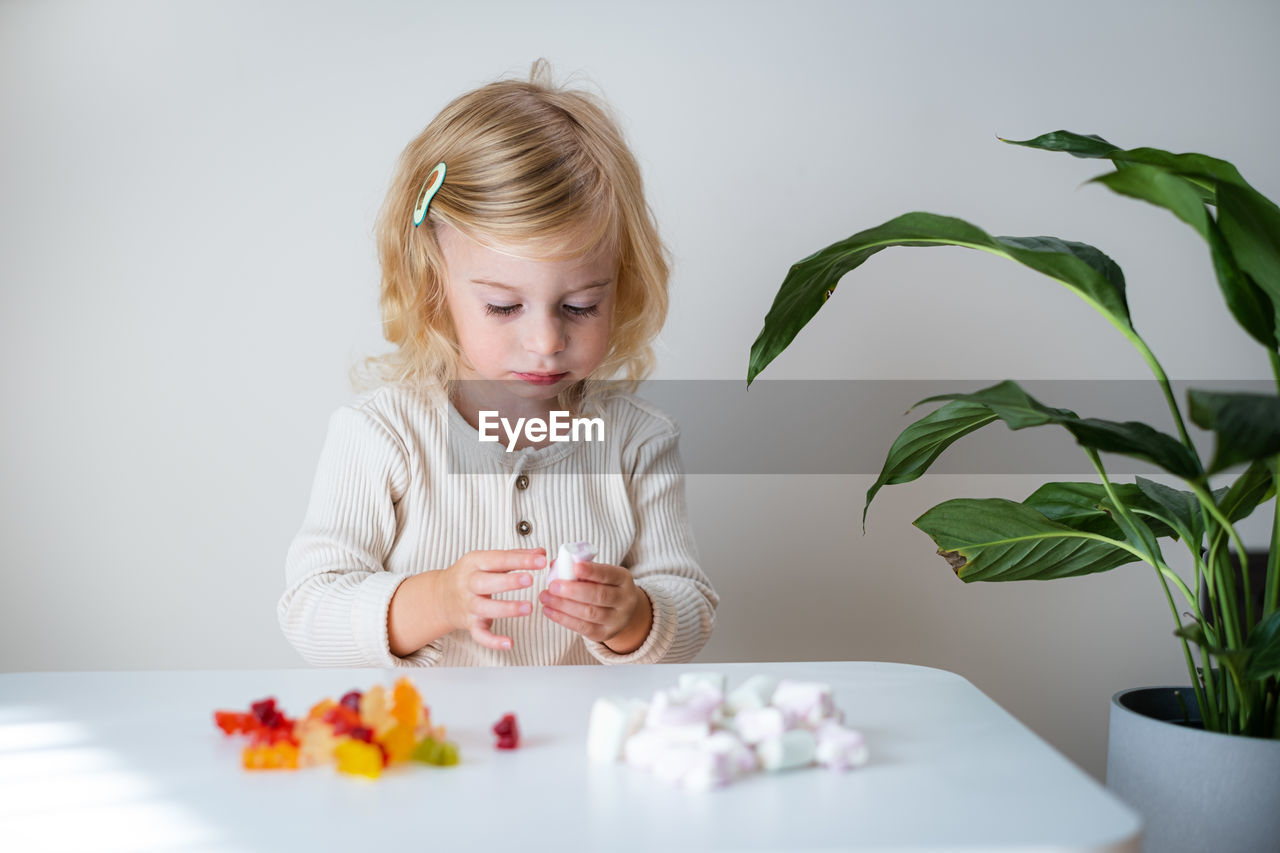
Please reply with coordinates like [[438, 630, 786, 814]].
[[1106, 686, 1280, 853]]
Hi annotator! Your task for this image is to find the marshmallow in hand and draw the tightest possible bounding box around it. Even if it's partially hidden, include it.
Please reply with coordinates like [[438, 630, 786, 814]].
[[551, 541, 596, 582]]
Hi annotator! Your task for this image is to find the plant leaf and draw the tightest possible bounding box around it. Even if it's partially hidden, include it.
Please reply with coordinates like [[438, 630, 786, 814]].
[[1002, 131, 1251, 199], [746, 212, 1134, 383], [1206, 220, 1278, 348], [1244, 610, 1280, 680], [1217, 182, 1280, 328], [1135, 477, 1205, 546], [1089, 165, 1211, 239], [914, 497, 1143, 582], [1187, 390, 1280, 473], [1025, 481, 1179, 541], [1086, 164, 1276, 347], [1218, 459, 1276, 523], [1000, 130, 1122, 160], [863, 400, 998, 528], [920, 380, 1201, 479]]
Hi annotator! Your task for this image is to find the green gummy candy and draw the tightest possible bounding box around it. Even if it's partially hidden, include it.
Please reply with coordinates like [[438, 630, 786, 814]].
[[411, 737, 460, 766]]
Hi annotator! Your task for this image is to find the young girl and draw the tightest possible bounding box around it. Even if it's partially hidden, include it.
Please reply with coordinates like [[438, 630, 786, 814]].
[[279, 62, 718, 667]]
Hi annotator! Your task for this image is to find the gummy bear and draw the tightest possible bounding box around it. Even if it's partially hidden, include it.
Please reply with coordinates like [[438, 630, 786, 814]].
[[411, 736, 459, 766], [296, 718, 341, 768], [242, 741, 299, 770], [322, 704, 363, 737], [360, 684, 395, 736], [214, 711, 254, 736], [339, 690, 362, 712], [493, 713, 520, 750], [335, 739, 383, 778], [378, 723, 417, 764], [391, 677, 423, 730]]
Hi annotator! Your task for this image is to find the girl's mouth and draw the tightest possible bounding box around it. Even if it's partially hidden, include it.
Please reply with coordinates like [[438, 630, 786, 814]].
[[513, 372, 568, 386]]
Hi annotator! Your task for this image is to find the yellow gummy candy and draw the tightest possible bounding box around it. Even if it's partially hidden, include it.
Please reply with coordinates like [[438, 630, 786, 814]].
[[335, 739, 383, 779]]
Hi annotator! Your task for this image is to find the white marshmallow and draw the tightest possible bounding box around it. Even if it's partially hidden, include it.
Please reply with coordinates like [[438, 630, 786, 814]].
[[682, 749, 735, 792], [771, 680, 835, 726], [733, 706, 787, 745], [623, 729, 668, 770], [551, 541, 596, 582], [678, 671, 728, 695], [705, 729, 759, 777], [757, 729, 817, 772], [646, 684, 722, 728], [814, 722, 869, 771], [652, 743, 702, 786], [586, 697, 648, 763], [725, 674, 777, 714]]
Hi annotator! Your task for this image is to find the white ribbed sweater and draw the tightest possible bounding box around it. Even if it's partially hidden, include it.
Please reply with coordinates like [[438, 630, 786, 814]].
[[279, 382, 718, 667]]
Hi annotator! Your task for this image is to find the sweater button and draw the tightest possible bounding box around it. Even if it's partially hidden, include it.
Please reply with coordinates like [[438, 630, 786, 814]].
[[515, 474, 529, 490], [516, 520, 532, 536]]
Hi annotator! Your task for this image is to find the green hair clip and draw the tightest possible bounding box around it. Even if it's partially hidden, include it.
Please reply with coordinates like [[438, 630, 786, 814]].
[[412, 162, 447, 227]]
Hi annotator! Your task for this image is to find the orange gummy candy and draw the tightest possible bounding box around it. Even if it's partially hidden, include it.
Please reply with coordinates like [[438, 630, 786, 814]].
[[391, 677, 423, 729], [242, 742, 299, 770], [378, 723, 417, 764]]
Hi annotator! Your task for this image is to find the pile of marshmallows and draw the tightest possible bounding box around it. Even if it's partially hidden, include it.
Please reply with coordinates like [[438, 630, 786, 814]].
[[587, 672, 869, 791]]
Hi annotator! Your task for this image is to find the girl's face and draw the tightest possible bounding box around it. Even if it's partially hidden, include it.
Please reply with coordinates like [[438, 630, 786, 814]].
[[438, 222, 617, 414]]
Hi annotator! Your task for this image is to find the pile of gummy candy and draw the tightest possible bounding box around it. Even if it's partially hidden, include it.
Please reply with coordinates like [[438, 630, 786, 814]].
[[586, 672, 869, 791], [213, 676, 458, 779]]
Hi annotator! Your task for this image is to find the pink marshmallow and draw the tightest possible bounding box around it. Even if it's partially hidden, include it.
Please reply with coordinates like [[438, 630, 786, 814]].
[[814, 721, 870, 771], [646, 684, 722, 727], [734, 706, 787, 745], [772, 680, 835, 726]]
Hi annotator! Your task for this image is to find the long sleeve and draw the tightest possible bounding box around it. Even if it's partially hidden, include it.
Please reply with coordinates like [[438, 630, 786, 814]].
[[278, 405, 425, 667], [585, 423, 718, 665]]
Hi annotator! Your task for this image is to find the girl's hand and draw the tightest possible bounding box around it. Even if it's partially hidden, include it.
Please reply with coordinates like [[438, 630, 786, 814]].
[[442, 549, 546, 650], [538, 560, 653, 654]]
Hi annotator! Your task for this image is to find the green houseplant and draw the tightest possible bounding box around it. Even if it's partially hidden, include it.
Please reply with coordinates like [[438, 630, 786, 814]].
[[749, 130, 1279, 736], [742, 131, 1280, 835], [747, 131, 1280, 848]]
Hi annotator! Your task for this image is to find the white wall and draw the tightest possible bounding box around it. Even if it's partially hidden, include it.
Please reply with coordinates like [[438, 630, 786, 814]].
[[3, 0, 1277, 780]]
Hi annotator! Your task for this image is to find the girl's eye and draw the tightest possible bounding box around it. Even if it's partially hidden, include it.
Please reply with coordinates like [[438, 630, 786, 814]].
[[485, 304, 521, 317], [564, 304, 600, 318]]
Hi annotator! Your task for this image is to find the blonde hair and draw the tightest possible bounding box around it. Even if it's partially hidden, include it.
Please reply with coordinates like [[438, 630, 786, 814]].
[[354, 60, 669, 408]]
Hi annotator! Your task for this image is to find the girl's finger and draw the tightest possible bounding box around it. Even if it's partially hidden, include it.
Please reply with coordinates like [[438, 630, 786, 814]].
[[542, 605, 604, 641], [469, 570, 535, 596], [469, 619, 515, 650], [568, 560, 623, 584], [471, 549, 547, 573], [468, 595, 533, 621], [546, 579, 613, 606], [540, 591, 610, 627]]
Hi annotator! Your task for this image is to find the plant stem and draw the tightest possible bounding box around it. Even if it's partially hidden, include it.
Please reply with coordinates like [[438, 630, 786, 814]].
[[1121, 330, 1197, 456], [1086, 450, 1214, 726], [1267, 454, 1279, 619], [1192, 484, 1250, 648]]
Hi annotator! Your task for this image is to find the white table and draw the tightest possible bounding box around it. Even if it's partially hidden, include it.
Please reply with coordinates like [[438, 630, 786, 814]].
[[0, 662, 1140, 852]]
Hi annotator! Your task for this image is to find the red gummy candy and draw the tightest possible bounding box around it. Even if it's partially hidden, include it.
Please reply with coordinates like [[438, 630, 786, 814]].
[[251, 698, 284, 728], [339, 690, 363, 712], [492, 713, 519, 749], [322, 705, 362, 737], [214, 711, 254, 735]]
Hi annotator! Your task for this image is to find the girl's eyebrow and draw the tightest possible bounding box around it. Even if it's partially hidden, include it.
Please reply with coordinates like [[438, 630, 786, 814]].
[[469, 278, 613, 292]]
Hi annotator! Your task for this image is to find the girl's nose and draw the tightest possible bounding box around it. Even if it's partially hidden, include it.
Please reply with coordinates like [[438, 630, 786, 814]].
[[523, 312, 567, 356]]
